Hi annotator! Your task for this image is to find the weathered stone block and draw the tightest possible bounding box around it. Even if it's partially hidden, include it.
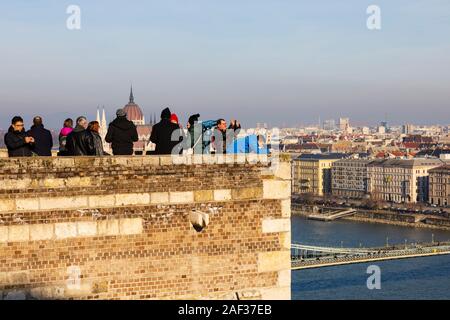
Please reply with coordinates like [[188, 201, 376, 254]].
[[2, 179, 32, 190], [150, 192, 169, 204], [88, 195, 116, 208], [42, 178, 65, 188], [213, 189, 232, 201], [0, 199, 16, 212], [194, 190, 213, 202], [263, 180, 290, 199], [273, 162, 291, 180], [119, 218, 143, 235], [65, 177, 92, 187], [279, 232, 291, 250], [40, 196, 88, 210], [15, 198, 39, 211], [238, 289, 262, 300], [159, 156, 173, 166], [277, 270, 291, 287], [30, 224, 54, 241], [232, 187, 263, 200], [54, 222, 77, 239], [116, 193, 150, 206], [8, 271, 29, 285], [97, 219, 120, 236], [262, 218, 290, 234], [257, 251, 290, 273], [65, 283, 93, 297], [8, 225, 30, 242], [77, 221, 97, 237], [280, 199, 291, 218], [169, 191, 194, 204], [0, 226, 8, 243]]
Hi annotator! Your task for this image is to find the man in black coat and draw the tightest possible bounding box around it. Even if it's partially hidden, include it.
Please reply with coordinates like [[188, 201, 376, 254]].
[[27, 116, 53, 156], [66, 116, 95, 156], [105, 109, 139, 155], [4, 116, 35, 157], [150, 107, 182, 155]]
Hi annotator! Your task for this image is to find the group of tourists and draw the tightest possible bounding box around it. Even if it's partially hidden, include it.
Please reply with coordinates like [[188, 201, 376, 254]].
[[3, 107, 268, 158]]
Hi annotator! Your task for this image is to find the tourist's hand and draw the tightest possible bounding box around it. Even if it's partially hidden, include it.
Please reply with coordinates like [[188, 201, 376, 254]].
[[25, 137, 35, 144]]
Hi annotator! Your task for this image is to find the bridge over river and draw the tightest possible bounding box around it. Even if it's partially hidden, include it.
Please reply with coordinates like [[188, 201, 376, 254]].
[[291, 242, 450, 270]]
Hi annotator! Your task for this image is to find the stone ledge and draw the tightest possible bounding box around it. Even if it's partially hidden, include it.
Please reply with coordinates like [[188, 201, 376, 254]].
[[0, 218, 144, 244], [1, 186, 275, 213]]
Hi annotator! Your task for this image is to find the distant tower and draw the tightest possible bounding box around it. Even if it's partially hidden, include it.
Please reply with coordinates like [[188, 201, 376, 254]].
[[96, 106, 110, 153]]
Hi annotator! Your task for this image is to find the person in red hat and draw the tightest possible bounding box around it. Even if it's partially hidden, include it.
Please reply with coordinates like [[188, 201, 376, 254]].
[[170, 113, 179, 126]]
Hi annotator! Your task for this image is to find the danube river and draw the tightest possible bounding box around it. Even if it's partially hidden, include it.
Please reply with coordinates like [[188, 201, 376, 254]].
[[291, 216, 450, 300]]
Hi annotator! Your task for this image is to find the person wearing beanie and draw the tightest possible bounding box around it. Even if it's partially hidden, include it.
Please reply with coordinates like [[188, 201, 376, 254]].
[[150, 107, 183, 155], [105, 108, 139, 155]]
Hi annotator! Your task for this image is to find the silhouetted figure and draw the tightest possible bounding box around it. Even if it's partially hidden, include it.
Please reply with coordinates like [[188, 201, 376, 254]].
[[105, 109, 138, 155], [27, 116, 53, 156]]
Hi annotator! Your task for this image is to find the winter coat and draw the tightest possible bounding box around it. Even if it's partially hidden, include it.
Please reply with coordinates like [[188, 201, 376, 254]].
[[66, 125, 95, 156], [27, 124, 53, 156], [90, 131, 107, 156], [4, 127, 33, 157], [150, 118, 183, 155], [105, 117, 138, 155]]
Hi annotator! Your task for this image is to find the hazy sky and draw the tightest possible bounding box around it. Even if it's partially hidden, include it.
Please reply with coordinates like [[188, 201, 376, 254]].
[[1, 0, 449, 129]]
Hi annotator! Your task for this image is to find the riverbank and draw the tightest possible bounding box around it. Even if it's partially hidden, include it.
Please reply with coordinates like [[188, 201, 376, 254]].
[[292, 209, 450, 231]]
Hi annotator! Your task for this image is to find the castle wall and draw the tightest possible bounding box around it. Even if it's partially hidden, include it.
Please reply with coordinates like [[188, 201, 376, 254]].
[[0, 155, 291, 300]]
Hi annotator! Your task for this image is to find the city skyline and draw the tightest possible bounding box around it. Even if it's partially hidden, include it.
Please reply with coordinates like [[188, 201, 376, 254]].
[[1, 1, 450, 129]]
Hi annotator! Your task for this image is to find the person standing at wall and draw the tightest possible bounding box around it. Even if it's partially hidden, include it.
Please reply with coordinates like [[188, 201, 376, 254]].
[[58, 118, 73, 156], [213, 119, 241, 154], [27, 116, 53, 156], [88, 121, 108, 156], [4, 116, 34, 157], [150, 107, 182, 155], [66, 116, 95, 156], [105, 109, 138, 155]]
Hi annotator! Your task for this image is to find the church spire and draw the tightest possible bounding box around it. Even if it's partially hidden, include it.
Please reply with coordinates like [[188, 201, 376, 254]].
[[129, 85, 134, 104]]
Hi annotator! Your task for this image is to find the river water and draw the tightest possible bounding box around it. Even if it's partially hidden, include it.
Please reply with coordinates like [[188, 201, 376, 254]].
[[291, 216, 450, 300]]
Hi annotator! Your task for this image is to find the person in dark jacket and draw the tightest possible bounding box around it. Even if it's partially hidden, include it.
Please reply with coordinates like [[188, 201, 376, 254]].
[[150, 107, 183, 155], [105, 109, 138, 155], [88, 121, 108, 156], [4, 116, 35, 157], [27, 116, 53, 156], [66, 116, 95, 156]]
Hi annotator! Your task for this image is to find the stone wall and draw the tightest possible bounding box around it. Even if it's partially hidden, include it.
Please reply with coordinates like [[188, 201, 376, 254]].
[[0, 155, 291, 300]]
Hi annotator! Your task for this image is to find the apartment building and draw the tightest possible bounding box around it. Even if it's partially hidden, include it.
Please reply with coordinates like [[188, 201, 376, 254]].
[[332, 159, 372, 198], [367, 158, 444, 203], [429, 165, 450, 207], [293, 153, 347, 196]]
